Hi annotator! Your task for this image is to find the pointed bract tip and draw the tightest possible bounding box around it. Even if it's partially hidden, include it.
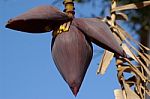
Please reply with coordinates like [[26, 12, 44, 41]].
[[71, 86, 79, 97]]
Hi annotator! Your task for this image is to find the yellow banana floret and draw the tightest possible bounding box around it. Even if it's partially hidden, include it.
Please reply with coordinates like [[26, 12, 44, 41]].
[[52, 21, 71, 37]]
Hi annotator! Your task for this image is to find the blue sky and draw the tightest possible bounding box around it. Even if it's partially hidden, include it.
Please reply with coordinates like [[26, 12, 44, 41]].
[[0, 0, 134, 99]]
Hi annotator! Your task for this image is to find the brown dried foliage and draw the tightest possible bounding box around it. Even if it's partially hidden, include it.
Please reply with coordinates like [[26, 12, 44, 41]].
[[96, 1, 150, 99]]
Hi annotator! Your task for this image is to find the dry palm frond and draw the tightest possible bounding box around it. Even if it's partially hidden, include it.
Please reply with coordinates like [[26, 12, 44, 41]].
[[111, 1, 150, 12], [97, 50, 114, 75], [100, 0, 150, 99]]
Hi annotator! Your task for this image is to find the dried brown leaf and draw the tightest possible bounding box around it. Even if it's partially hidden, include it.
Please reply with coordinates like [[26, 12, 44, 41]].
[[140, 86, 150, 96], [121, 43, 138, 62], [122, 79, 141, 99], [139, 43, 150, 51], [125, 41, 150, 75], [116, 24, 134, 41], [111, 1, 150, 12], [141, 85, 150, 96], [112, 26, 127, 41], [114, 89, 125, 99], [114, 26, 150, 67], [97, 50, 114, 75], [124, 58, 149, 82], [144, 53, 150, 61], [134, 55, 150, 77], [117, 65, 137, 74], [125, 76, 136, 87], [135, 76, 144, 99], [116, 25, 150, 67], [122, 90, 127, 99], [116, 25, 150, 52], [116, 12, 128, 21]]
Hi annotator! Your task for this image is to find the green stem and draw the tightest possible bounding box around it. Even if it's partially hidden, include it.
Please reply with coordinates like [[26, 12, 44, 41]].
[[63, 0, 75, 17]]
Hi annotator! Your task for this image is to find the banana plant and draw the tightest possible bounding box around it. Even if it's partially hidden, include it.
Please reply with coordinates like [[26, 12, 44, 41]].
[[5, 0, 126, 96]]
